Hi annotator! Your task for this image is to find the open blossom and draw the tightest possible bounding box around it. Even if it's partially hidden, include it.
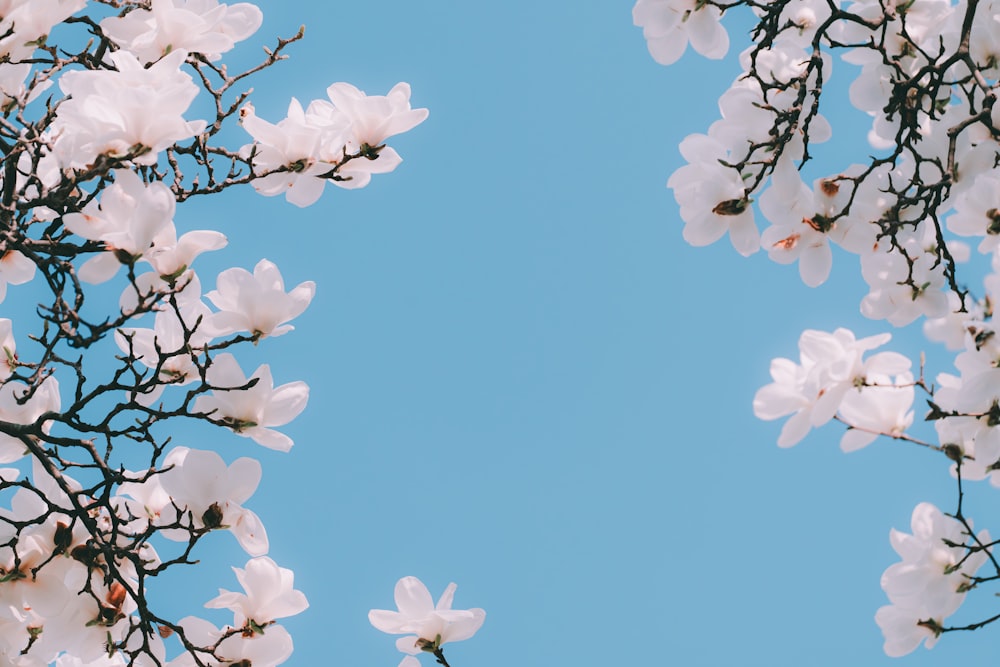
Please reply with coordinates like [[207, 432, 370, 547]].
[[63, 170, 176, 283], [876, 502, 990, 656], [369, 576, 485, 655], [0, 247, 35, 303], [632, 0, 728, 65], [205, 556, 309, 628], [100, 0, 263, 64], [193, 353, 309, 451], [753, 328, 910, 447], [320, 82, 429, 153], [171, 616, 294, 667], [836, 372, 914, 452], [239, 98, 343, 207], [51, 49, 205, 168], [240, 82, 428, 205], [206, 259, 315, 338], [0, 376, 60, 463], [668, 133, 759, 257], [157, 446, 268, 555]]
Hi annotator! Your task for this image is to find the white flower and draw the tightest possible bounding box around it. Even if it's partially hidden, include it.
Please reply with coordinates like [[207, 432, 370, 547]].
[[837, 372, 914, 452], [753, 328, 909, 447], [633, 0, 728, 65], [667, 133, 759, 257], [0, 248, 35, 303], [205, 556, 308, 628], [51, 49, 205, 168], [369, 576, 485, 655], [100, 0, 263, 64], [0, 377, 60, 463], [63, 170, 176, 283], [158, 446, 268, 555], [875, 502, 990, 656], [239, 98, 343, 207], [310, 82, 428, 190], [205, 259, 315, 338], [193, 353, 309, 451]]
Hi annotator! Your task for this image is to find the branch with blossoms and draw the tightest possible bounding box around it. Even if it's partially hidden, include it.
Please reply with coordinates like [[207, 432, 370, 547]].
[[635, 0, 1000, 657], [0, 0, 430, 665]]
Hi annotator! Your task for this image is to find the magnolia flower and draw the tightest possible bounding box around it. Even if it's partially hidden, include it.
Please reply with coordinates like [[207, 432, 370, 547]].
[[157, 446, 268, 555], [837, 372, 915, 452], [100, 0, 263, 64], [205, 556, 309, 628], [239, 98, 344, 207], [309, 82, 428, 190], [668, 133, 759, 257], [63, 170, 176, 283], [0, 376, 60, 463], [633, 0, 729, 65], [193, 353, 309, 451], [369, 576, 485, 655], [206, 259, 315, 338], [876, 502, 990, 656], [321, 82, 429, 151], [170, 616, 294, 667], [0, 248, 36, 303], [753, 328, 910, 447], [51, 49, 205, 168]]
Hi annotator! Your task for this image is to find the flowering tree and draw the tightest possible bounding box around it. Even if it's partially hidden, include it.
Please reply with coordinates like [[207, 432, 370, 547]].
[[634, 0, 1000, 657], [0, 0, 430, 664]]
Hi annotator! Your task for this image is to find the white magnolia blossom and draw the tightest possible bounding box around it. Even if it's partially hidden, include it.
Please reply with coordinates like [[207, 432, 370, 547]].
[[157, 446, 269, 555], [837, 372, 914, 452], [0, 376, 60, 463], [205, 556, 309, 628], [170, 616, 293, 667], [369, 576, 486, 655], [667, 133, 759, 257], [632, 0, 728, 65], [193, 353, 309, 451], [753, 328, 910, 447], [876, 502, 990, 657], [0, 248, 34, 304], [239, 98, 344, 207], [206, 258, 315, 338], [0, 318, 15, 380], [240, 81, 428, 204], [63, 170, 176, 283], [100, 0, 264, 64], [51, 49, 205, 168]]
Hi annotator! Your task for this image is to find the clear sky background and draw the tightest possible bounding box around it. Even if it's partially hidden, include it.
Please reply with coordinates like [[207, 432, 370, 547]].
[[81, 1, 1000, 665]]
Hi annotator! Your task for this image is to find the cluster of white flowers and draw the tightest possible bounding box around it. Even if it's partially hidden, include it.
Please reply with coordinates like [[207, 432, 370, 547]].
[[636, 0, 1000, 657], [875, 502, 990, 656], [239, 81, 428, 206], [0, 0, 431, 665], [753, 328, 913, 451]]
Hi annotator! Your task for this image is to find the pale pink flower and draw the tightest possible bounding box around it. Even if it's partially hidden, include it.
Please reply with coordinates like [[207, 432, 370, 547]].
[[193, 353, 308, 451], [158, 446, 268, 555], [369, 577, 485, 655], [0, 248, 36, 303], [633, 0, 728, 65], [206, 259, 315, 338], [100, 0, 263, 64], [205, 556, 308, 627]]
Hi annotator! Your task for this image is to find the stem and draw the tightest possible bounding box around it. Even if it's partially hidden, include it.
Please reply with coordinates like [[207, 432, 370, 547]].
[[433, 648, 452, 667]]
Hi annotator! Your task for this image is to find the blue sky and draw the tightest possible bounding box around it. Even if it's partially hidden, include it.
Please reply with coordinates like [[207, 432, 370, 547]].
[[105, 1, 1000, 665]]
